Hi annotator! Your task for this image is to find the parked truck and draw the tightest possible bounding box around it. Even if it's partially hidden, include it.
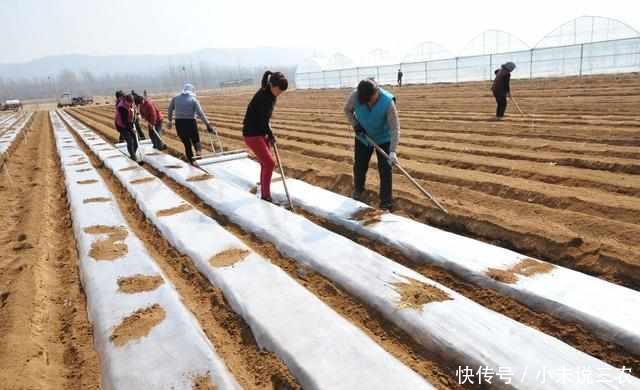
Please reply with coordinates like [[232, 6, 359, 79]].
[[1, 99, 22, 111], [57, 93, 73, 108], [57, 93, 94, 107]]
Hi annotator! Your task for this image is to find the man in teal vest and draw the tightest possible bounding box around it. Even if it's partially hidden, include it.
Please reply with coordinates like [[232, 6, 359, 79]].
[[344, 79, 400, 210]]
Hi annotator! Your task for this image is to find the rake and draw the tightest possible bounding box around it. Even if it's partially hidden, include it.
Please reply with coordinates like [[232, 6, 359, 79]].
[[360, 133, 448, 214], [272, 142, 294, 211], [193, 125, 248, 168], [510, 95, 536, 130]]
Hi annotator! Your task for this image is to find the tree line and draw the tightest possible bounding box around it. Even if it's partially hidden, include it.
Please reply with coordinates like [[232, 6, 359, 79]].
[[0, 64, 296, 101]]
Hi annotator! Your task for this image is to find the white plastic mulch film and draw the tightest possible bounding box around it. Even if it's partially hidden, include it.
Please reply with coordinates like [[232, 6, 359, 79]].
[[60, 111, 436, 390], [95, 137, 640, 389], [49, 111, 240, 390], [0, 113, 33, 155]]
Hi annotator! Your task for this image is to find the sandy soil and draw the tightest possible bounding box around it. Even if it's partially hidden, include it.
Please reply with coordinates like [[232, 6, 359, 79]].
[[68, 80, 640, 382], [0, 112, 100, 389], [76, 73, 640, 292], [0, 72, 627, 388]]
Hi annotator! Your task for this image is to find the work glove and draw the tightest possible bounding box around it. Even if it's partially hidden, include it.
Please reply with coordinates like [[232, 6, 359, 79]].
[[167, 121, 173, 130], [267, 134, 276, 145], [388, 152, 399, 166], [206, 123, 214, 133], [353, 122, 367, 136]]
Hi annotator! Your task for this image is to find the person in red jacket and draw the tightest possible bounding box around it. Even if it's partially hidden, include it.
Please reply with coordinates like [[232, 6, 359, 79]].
[[134, 94, 166, 150], [115, 94, 141, 163], [242, 70, 288, 202]]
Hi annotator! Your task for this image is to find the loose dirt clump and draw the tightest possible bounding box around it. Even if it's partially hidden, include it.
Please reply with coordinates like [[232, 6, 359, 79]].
[[76, 168, 92, 173], [165, 165, 183, 169], [486, 258, 555, 284], [209, 248, 250, 268], [109, 304, 166, 347], [486, 268, 518, 284], [513, 257, 555, 276], [392, 277, 451, 310], [146, 152, 162, 156], [106, 155, 125, 160], [76, 179, 97, 185], [117, 274, 164, 294], [192, 373, 216, 390], [156, 204, 193, 217], [83, 197, 112, 204], [83, 225, 129, 261], [187, 174, 214, 182], [67, 161, 88, 166], [130, 177, 155, 185], [350, 207, 386, 226]]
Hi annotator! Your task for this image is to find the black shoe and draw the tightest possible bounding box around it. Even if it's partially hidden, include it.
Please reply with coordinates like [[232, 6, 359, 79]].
[[379, 201, 394, 211], [159, 144, 167, 151], [351, 190, 365, 202], [138, 161, 145, 166]]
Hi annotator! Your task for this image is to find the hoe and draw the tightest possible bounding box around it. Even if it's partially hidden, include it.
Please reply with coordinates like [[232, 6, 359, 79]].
[[193, 126, 248, 168], [361, 133, 448, 214]]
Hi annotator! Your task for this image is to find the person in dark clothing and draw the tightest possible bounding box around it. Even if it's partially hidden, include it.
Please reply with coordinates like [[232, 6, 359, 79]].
[[115, 90, 125, 143], [491, 62, 516, 119], [131, 91, 146, 140], [134, 94, 166, 150], [114, 94, 141, 163], [344, 79, 401, 211], [397, 69, 404, 87], [242, 70, 288, 202]]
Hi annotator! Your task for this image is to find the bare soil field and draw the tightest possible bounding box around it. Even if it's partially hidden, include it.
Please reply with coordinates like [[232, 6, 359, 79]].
[[76, 73, 640, 291], [2, 72, 638, 389]]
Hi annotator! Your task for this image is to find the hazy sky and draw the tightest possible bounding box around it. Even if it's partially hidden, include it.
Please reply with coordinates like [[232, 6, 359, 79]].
[[1, 0, 639, 63]]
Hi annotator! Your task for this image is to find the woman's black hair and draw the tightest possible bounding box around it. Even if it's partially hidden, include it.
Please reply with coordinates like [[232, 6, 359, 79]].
[[357, 79, 379, 104], [261, 70, 289, 92], [115, 90, 124, 99]]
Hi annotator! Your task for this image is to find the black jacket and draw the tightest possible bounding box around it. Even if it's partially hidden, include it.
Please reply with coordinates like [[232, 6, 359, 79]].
[[492, 68, 511, 97], [243, 88, 276, 137]]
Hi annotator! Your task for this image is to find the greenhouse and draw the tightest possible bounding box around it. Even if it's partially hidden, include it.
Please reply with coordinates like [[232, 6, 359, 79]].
[[295, 16, 640, 89]]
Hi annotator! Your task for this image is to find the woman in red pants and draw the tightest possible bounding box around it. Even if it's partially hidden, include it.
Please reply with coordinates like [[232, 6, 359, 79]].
[[242, 70, 289, 202]]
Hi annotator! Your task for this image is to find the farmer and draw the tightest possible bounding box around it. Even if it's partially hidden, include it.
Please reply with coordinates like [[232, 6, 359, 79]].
[[131, 91, 147, 141], [491, 61, 516, 119], [134, 94, 166, 150], [167, 83, 214, 164], [344, 79, 400, 211], [114, 94, 141, 163], [114, 90, 125, 143], [397, 68, 404, 87], [242, 70, 289, 203]]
